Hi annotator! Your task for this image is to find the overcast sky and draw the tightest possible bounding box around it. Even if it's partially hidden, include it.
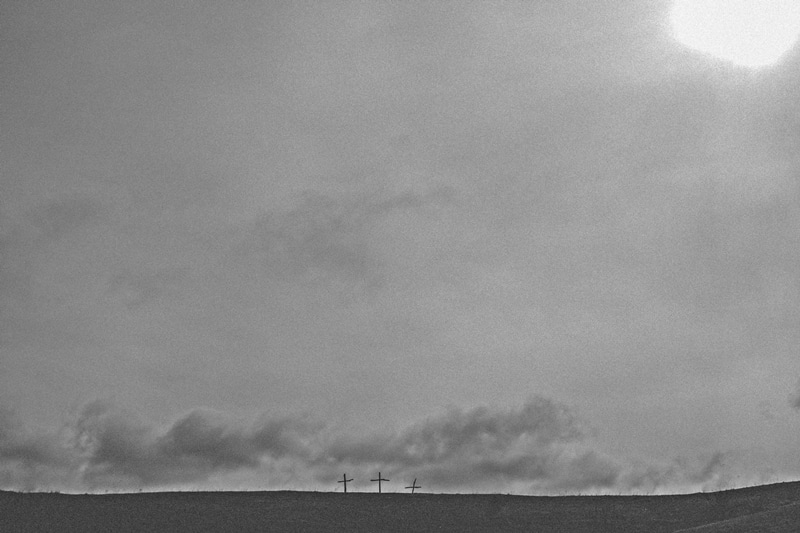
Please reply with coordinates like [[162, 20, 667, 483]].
[[2, 0, 800, 493]]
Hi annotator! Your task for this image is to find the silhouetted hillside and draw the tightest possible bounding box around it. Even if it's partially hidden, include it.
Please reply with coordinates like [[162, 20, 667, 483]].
[[2, 481, 799, 532]]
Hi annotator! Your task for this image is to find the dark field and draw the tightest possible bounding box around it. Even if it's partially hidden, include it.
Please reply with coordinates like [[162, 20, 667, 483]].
[[2, 481, 800, 532]]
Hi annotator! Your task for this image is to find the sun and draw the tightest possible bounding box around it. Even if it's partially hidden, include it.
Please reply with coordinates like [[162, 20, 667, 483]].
[[670, 0, 800, 68]]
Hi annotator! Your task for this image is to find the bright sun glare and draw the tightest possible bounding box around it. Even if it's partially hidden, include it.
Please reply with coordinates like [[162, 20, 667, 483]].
[[671, 0, 800, 68]]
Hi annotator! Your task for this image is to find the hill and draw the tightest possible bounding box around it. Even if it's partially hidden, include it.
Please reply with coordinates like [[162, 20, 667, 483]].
[[1, 481, 799, 532], [673, 500, 800, 532]]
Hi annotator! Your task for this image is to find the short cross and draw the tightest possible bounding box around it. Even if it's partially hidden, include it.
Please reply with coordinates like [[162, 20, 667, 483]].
[[405, 478, 421, 494], [370, 471, 390, 493], [337, 473, 353, 493]]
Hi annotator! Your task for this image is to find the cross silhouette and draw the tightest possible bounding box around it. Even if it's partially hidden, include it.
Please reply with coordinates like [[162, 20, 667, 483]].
[[405, 478, 421, 494], [337, 473, 353, 493], [370, 471, 390, 493]]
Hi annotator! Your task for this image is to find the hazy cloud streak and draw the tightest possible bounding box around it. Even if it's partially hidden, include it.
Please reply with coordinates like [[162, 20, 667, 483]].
[[790, 380, 800, 410]]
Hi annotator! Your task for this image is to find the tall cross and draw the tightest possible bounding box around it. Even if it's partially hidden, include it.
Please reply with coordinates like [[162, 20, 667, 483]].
[[337, 473, 353, 493], [405, 478, 421, 494], [370, 471, 390, 493]]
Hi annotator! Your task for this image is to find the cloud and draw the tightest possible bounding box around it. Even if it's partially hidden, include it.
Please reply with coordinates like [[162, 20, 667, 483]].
[[315, 397, 726, 493], [366, 186, 456, 217], [73, 402, 318, 488], [0, 398, 728, 493], [0, 408, 77, 491], [790, 379, 800, 410], [0, 197, 106, 344], [319, 397, 586, 488], [230, 195, 379, 288], [227, 187, 456, 290], [0, 225, 31, 327], [106, 267, 191, 308], [25, 198, 105, 243]]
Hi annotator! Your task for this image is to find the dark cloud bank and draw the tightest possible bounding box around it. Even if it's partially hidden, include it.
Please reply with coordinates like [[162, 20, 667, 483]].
[[1, 397, 729, 493]]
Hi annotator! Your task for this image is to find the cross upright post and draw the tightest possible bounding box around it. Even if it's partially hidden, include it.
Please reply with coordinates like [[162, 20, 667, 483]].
[[405, 478, 421, 494], [337, 473, 353, 493], [370, 471, 389, 493]]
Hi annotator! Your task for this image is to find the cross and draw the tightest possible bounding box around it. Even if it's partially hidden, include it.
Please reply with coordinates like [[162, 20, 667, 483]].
[[370, 471, 390, 493], [337, 473, 353, 493], [405, 478, 421, 494]]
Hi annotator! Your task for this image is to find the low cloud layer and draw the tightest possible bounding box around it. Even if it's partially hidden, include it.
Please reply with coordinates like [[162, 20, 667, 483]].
[[316, 398, 727, 494], [0, 408, 77, 491], [73, 403, 312, 487], [1, 397, 729, 493]]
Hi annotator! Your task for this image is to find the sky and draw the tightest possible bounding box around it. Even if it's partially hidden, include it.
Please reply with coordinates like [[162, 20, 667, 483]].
[[2, 0, 800, 494]]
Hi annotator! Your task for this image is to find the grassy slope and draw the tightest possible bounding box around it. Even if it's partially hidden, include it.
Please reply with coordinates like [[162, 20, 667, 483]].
[[674, 501, 800, 533], [1, 482, 798, 532]]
